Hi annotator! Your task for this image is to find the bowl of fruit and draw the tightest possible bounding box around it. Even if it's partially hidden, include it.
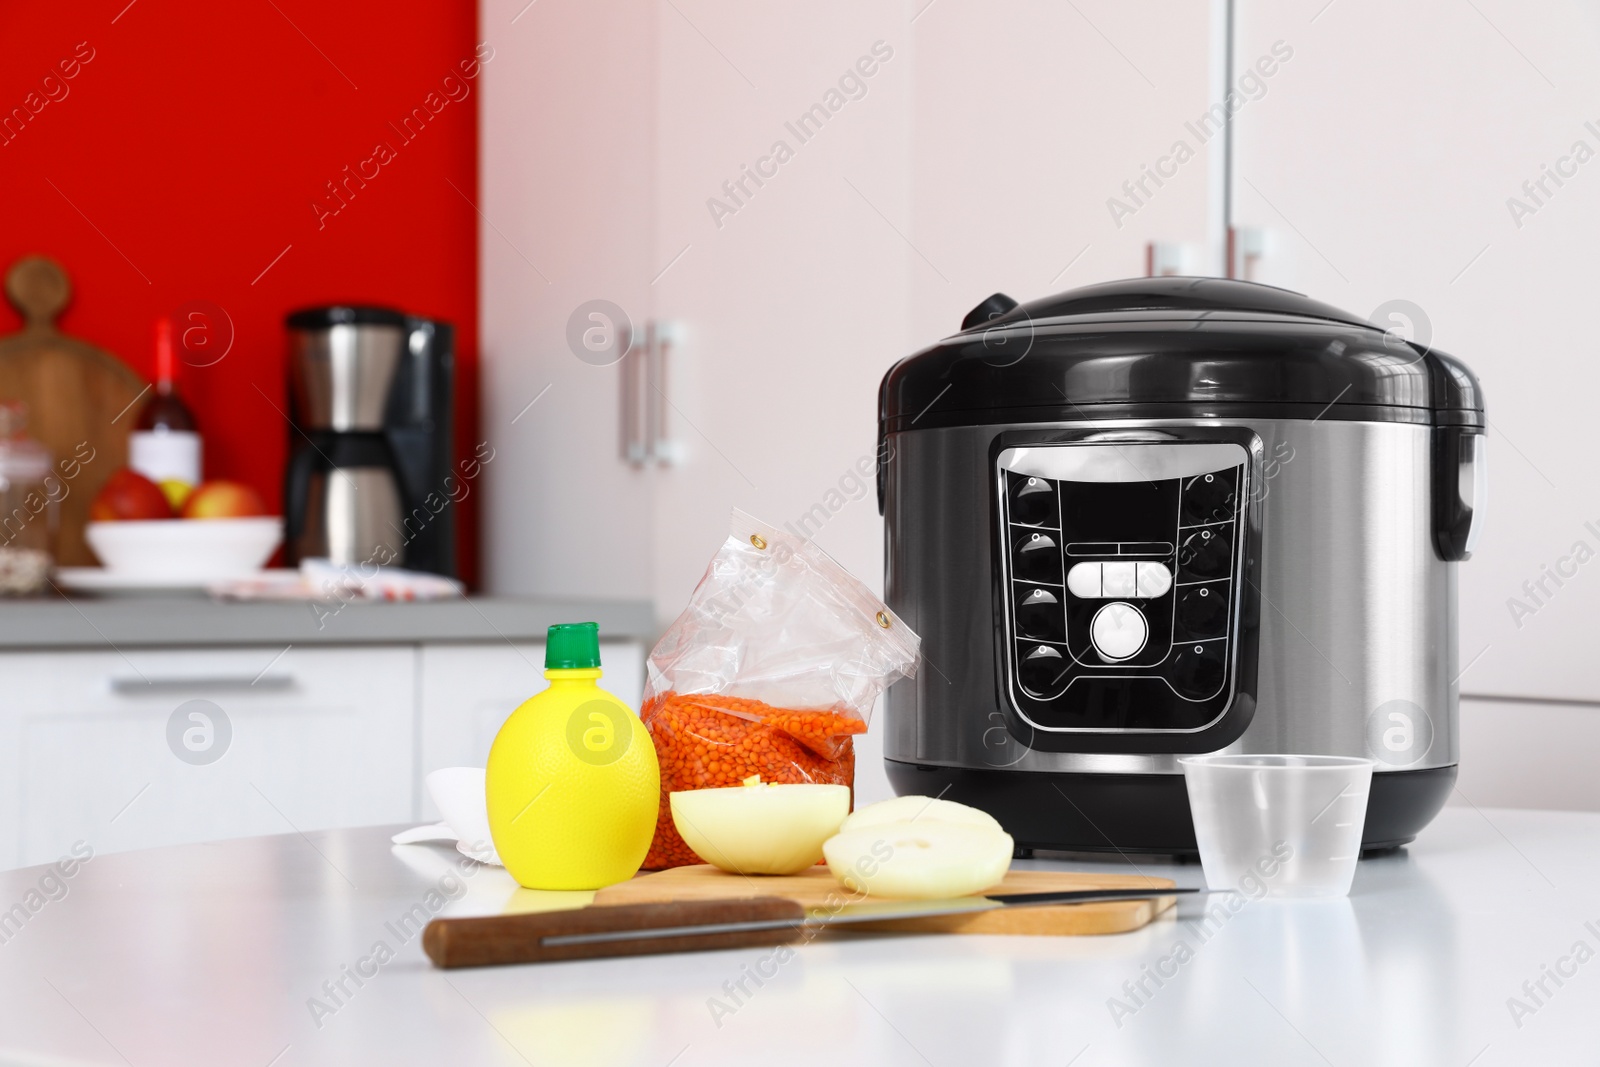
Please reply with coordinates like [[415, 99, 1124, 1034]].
[[84, 469, 282, 581]]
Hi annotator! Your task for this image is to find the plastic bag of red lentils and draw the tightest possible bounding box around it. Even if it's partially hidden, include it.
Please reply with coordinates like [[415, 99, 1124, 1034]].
[[641, 510, 921, 868]]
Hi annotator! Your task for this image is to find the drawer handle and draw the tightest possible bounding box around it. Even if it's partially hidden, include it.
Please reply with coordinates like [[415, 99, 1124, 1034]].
[[109, 673, 294, 694]]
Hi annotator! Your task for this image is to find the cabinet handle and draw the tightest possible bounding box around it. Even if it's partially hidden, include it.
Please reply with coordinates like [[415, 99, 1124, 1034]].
[[109, 674, 294, 694], [619, 320, 678, 468], [646, 321, 667, 464], [619, 322, 646, 464]]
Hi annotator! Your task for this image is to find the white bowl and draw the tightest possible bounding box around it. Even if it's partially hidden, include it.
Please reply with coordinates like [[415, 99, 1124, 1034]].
[[85, 518, 282, 580], [425, 767, 495, 861]]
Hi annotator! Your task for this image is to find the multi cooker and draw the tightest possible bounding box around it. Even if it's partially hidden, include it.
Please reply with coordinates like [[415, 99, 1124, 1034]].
[[877, 277, 1484, 854]]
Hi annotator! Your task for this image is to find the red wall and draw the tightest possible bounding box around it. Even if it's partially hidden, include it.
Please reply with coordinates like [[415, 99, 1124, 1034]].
[[0, 0, 480, 584]]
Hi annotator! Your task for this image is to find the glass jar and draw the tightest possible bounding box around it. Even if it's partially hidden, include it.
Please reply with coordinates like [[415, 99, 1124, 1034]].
[[0, 402, 56, 595]]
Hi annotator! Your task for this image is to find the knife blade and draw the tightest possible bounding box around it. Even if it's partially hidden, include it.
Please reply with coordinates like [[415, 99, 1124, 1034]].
[[545, 885, 1219, 946], [423, 885, 1225, 968]]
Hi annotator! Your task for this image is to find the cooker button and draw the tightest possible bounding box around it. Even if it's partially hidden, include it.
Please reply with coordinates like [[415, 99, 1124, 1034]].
[[1013, 531, 1063, 584], [1181, 470, 1237, 526], [1170, 642, 1227, 699], [1009, 475, 1057, 527], [1175, 582, 1229, 638], [1178, 527, 1231, 580], [1135, 561, 1172, 598], [1019, 643, 1069, 696], [1091, 602, 1147, 662], [1066, 562, 1101, 599], [1015, 586, 1065, 642], [1101, 562, 1136, 598]]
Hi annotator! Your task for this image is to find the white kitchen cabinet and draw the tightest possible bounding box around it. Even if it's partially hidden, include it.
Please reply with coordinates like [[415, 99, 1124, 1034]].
[[1231, 0, 1600, 703], [477, 1, 1600, 810], [1451, 696, 1600, 813], [417, 639, 645, 819], [1221, 1, 1600, 810], [0, 599, 658, 870], [482, 0, 1215, 618], [0, 637, 651, 870], [482, 0, 1220, 810], [478, 0, 658, 603], [906, 0, 1216, 333], [0, 646, 416, 870], [480, 0, 1223, 597]]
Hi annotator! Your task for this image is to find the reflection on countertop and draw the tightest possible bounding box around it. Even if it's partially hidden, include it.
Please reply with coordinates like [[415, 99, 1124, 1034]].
[[0, 807, 1592, 1065]]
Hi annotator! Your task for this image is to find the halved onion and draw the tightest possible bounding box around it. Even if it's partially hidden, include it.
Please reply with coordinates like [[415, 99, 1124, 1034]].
[[839, 795, 1003, 834], [823, 820, 1014, 899], [670, 781, 850, 875]]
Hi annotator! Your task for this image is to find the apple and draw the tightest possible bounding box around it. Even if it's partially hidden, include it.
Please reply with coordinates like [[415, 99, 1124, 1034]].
[[90, 468, 175, 521], [181, 480, 269, 519], [157, 478, 194, 512]]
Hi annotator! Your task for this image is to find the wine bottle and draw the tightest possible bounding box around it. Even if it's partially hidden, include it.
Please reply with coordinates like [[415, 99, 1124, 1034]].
[[129, 317, 203, 507]]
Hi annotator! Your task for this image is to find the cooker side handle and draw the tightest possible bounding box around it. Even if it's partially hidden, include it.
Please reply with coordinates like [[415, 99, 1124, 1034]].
[[876, 372, 887, 516], [1433, 426, 1486, 561]]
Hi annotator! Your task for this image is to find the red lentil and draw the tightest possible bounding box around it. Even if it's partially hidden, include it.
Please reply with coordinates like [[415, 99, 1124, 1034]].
[[641, 691, 864, 869]]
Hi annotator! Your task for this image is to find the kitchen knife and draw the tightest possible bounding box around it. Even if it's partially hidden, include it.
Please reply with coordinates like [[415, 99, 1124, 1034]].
[[423, 885, 1221, 968]]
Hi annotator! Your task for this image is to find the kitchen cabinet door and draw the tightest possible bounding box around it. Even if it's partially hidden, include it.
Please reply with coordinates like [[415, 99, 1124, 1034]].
[[482, 0, 1221, 809], [478, 0, 659, 602], [1232, 1, 1600, 702], [907, 0, 1219, 336], [0, 647, 415, 871], [646, 0, 1217, 807], [646, 0, 1217, 614], [482, 0, 1220, 614], [417, 640, 644, 818], [1453, 696, 1600, 812]]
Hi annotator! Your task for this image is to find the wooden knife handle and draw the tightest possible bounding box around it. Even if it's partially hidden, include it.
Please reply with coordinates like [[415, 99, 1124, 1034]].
[[423, 896, 806, 969]]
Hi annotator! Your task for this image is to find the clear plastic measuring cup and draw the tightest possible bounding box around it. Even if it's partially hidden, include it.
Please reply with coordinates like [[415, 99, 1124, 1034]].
[[1179, 754, 1375, 899]]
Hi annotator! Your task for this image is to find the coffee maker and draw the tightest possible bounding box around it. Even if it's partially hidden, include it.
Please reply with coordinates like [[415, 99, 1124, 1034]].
[[283, 306, 456, 576]]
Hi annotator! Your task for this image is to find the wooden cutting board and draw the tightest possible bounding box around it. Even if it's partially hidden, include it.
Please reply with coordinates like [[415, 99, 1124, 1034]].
[[594, 864, 1177, 936], [0, 257, 148, 566]]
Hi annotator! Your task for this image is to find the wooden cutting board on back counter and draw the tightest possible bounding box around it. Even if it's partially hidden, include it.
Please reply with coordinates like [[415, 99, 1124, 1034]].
[[596, 863, 1178, 936], [0, 257, 148, 566]]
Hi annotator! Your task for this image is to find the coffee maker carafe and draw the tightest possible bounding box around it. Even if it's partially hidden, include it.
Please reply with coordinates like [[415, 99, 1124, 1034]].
[[284, 306, 456, 575]]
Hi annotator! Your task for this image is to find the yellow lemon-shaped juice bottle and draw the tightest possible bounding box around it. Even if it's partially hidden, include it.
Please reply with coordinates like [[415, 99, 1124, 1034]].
[[485, 622, 660, 890]]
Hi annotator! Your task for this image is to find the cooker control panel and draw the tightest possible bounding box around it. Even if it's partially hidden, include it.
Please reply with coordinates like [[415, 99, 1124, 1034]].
[[996, 441, 1251, 734]]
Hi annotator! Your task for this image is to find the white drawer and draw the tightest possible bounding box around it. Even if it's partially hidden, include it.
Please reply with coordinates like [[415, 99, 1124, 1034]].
[[1452, 696, 1600, 812], [0, 646, 416, 869]]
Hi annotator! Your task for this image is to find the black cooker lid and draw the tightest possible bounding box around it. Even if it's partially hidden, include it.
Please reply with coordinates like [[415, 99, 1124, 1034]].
[[880, 277, 1484, 431]]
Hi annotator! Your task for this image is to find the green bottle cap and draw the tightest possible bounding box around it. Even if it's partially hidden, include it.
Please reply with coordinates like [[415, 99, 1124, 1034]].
[[545, 622, 602, 669]]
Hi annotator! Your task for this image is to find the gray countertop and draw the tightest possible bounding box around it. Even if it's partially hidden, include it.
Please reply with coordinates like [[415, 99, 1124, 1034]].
[[0, 807, 1593, 1065], [0, 595, 656, 649]]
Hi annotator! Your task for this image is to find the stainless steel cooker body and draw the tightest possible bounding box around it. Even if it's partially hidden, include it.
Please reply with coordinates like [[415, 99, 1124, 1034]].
[[883, 416, 1458, 777], [876, 277, 1483, 853]]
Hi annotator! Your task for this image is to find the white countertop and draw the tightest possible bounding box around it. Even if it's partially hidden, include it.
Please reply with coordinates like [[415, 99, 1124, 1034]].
[[0, 595, 655, 649], [2, 806, 1597, 1066]]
